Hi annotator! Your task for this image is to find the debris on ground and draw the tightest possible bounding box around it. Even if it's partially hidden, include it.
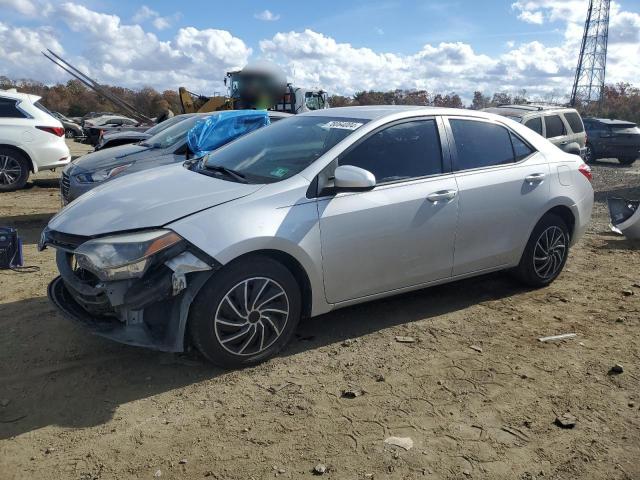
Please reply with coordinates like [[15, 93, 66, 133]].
[[469, 345, 483, 353], [554, 413, 577, 429], [538, 333, 577, 342], [0, 399, 10, 408], [313, 464, 327, 475], [609, 364, 624, 375], [342, 339, 355, 347], [394, 336, 416, 343], [384, 436, 414, 450], [154, 469, 162, 478], [341, 386, 364, 399]]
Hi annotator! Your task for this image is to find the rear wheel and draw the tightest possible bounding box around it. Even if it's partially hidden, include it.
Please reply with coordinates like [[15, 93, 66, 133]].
[[618, 157, 636, 166], [65, 128, 76, 138], [188, 255, 301, 368], [0, 149, 30, 192], [584, 143, 595, 163], [513, 213, 570, 287]]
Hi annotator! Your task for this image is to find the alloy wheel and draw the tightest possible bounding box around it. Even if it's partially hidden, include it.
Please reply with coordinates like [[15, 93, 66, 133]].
[[214, 277, 289, 356], [533, 226, 567, 280], [585, 144, 594, 163], [0, 155, 22, 186]]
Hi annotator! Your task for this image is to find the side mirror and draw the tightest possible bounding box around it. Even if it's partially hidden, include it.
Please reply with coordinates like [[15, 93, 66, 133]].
[[333, 165, 376, 192]]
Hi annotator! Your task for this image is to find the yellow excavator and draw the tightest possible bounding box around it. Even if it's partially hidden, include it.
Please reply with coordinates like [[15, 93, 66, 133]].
[[179, 63, 329, 115]]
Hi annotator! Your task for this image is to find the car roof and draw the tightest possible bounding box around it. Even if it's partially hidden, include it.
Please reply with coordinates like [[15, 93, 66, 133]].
[[585, 117, 636, 126], [483, 104, 575, 118], [0, 88, 41, 104], [302, 105, 484, 121]]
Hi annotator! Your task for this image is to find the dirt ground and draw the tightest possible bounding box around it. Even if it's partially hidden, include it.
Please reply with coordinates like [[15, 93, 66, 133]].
[[1, 140, 639, 480]]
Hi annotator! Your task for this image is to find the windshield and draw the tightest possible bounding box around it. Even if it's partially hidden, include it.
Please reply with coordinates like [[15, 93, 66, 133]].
[[145, 114, 192, 136], [202, 115, 368, 183], [142, 115, 202, 149]]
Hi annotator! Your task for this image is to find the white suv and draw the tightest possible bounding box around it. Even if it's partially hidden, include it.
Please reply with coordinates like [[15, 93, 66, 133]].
[[0, 89, 71, 191]]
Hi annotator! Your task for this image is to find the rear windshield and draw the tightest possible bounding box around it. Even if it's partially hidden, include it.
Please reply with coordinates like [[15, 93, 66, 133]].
[[202, 116, 369, 183], [563, 111, 584, 133], [34, 101, 54, 117]]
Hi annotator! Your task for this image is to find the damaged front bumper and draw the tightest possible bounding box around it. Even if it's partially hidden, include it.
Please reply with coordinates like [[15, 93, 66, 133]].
[[47, 246, 218, 352]]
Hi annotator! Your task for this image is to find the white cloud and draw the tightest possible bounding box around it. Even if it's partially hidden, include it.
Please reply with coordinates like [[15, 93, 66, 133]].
[[132, 5, 156, 22], [0, 2, 251, 93], [518, 10, 544, 24], [152, 17, 170, 30], [254, 9, 280, 21], [0, 21, 66, 81], [132, 4, 177, 31], [0, 0, 39, 16]]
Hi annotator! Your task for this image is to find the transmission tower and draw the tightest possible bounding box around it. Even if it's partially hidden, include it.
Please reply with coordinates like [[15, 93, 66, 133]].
[[570, 0, 611, 106]]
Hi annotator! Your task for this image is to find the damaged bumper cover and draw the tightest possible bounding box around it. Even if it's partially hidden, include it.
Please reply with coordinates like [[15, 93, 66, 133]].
[[608, 197, 640, 240], [43, 230, 219, 352]]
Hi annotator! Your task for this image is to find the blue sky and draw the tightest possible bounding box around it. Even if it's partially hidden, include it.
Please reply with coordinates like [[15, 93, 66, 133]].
[[52, 0, 569, 56], [1, 0, 639, 102]]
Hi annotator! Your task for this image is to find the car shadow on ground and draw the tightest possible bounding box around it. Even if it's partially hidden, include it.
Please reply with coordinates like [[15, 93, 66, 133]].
[[0, 271, 525, 439], [23, 178, 61, 189]]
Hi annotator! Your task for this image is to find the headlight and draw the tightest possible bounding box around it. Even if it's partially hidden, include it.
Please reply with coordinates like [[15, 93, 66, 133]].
[[75, 163, 133, 183], [74, 230, 184, 281]]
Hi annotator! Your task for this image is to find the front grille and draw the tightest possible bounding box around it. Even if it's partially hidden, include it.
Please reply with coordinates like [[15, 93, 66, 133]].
[[60, 172, 70, 201]]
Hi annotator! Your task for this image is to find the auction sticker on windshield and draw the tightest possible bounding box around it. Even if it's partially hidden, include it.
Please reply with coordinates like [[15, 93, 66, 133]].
[[324, 121, 364, 130]]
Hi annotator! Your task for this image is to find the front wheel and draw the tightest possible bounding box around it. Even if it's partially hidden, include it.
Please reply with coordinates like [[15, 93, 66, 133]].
[[513, 213, 570, 287], [188, 255, 301, 368], [618, 157, 636, 166]]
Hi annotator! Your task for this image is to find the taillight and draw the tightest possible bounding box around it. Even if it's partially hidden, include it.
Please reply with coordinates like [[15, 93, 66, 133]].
[[578, 163, 592, 182], [36, 126, 65, 137]]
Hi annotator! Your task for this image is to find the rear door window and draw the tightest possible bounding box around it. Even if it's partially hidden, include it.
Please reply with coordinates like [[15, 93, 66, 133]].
[[450, 119, 515, 170], [544, 115, 566, 138], [0, 98, 27, 118], [563, 112, 584, 133], [524, 117, 543, 135], [340, 119, 443, 183]]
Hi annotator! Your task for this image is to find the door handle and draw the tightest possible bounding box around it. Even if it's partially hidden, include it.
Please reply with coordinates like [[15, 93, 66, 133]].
[[427, 190, 457, 202], [525, 173, 546, 183]]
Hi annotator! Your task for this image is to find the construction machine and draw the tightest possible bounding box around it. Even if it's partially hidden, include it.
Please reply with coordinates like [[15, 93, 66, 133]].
[[179, 63, 329, 115]]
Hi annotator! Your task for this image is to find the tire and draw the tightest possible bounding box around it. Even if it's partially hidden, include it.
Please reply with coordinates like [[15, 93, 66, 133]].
[[618, 157, 636, 166], [584, 143, 595, 163], [0, 148, 30, 192], [513, 213, 570, 288], [65, 128, 76, 139], [188, 255, 302, 368]]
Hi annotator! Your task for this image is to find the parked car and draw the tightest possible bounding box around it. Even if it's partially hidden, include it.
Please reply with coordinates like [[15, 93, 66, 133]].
[[42, 106, 594, 367], [583, 118, 640, 165], [483, 104, 586, 158], [83, 115, 147, 146], [61, 110, 290, 203], [52, 112, 83, 138], [94, 114, 195, 151], [0, 89, 71, 191]]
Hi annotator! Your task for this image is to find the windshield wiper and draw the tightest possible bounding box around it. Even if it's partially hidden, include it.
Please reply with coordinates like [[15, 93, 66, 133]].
[[203, 164, 248, 183]]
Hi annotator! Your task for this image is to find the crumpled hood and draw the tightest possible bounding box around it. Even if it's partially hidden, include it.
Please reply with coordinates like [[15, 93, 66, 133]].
[[66, 143, 152, 173], [48, 163, 263, 236]]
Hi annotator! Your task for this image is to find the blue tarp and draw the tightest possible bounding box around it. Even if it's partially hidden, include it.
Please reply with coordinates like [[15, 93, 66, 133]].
[[187, 110, 270, 158]]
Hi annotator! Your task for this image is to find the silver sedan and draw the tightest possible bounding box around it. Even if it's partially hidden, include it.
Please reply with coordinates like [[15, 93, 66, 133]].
[[42, 106, 594, 367]]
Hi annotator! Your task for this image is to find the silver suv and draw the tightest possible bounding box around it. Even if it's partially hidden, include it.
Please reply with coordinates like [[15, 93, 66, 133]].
[[484, 104, 586, 158]]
